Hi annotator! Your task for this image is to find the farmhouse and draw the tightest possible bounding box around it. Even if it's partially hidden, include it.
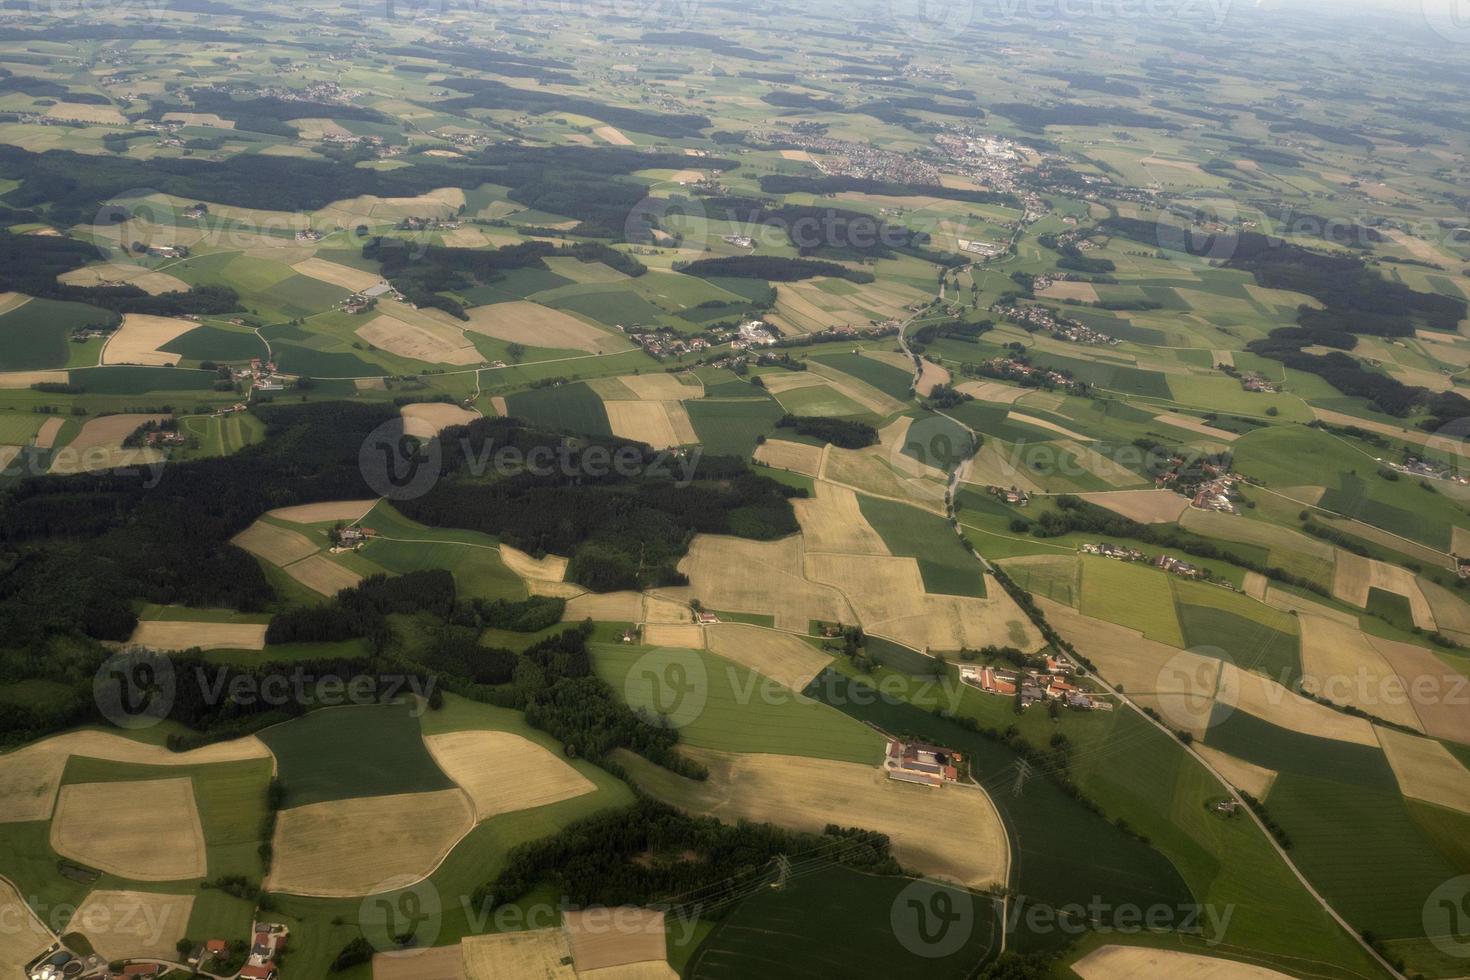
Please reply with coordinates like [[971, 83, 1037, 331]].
[[884, 738, 961, 787]]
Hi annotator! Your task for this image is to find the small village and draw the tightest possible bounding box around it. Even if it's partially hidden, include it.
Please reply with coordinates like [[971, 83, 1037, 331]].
[[959, 653, 1109, 712]]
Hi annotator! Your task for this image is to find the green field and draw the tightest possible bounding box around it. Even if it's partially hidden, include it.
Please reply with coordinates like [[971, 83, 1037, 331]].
[[257, 701, 455, 808], [809, 352, 914, 400], [0, 299, 113, 371], [359, 502, 526, 601], [504, 381, 612, 437], [70, 365, 219, 394], [179, 411, 266, 457], [686, 396, 785, 455], [690, 865, 999, 979], [1078, 555, 1185, 646], [162, 325, 269, 362], [591, 643, 886, 765], [858, 494, 986, 597]]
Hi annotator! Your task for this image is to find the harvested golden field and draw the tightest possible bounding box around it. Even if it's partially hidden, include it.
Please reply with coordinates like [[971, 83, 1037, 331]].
[[44, 102, 126, 124], [678, 534, 852, 632], [425, 731, 595, 821], [564, 908, 669, 971], [753, 438, 824, 477], [1333, 553, 1436, 628], [643, 623, 706, 647], [1242, 572, 1268, 601], [402, 402, 479, 438], [372, 945, 467, 980], [642, 594, 694, 623], [1009, 411, 1088, 441], [916, 359, 949, 397], [1377, 726, 1470, 814], [1079, 489, 1189, 524], [595, 125, 633, 145], [803, 551, 924, 620], [231, 520, 317, 565], [1154, 411, 1240, 442], [129, 619, 268, 651], [954, 380, 1029, 403], [1195, 744, 1277, 800], [291, 256, 386, 292], [1072, 945, 1295, 980], [1422, 579, 1470, 640], [160, 111, 235, 128], [283, 554, 363, 596], [617, 373, 701, 401], [793, 480, 890, 555], [101, 314, 198, 366], [0, 731, 270, 823], [1331, 549, 1373, 606], [1036, 280, 1100, 302], [0, 875, 52, 975], [502, 545, 569, 583], [462, 929, 575, 980], [623, 747, 1008, 889], [1223, 664, 1378, 746], [604, 399, 697, 449], [0, 292, 28, 315], [822, 446, 947, 514], [564, 590, 644, 622], [1369, 635, 1470, 744], [0, 370, 67, 389], [358, 314, 483, 366], [58, 262, 190, 295], [52, 778, 206, 881], [72, 890, 194, 962], [266, 499, 378, 524], [806, 553, 1040, 653], [48, 413, 166, 474], [1298, 614, 1424, 730], [462, 301, 628, 354], [705, 623, 833, 692], [268, 789, 474, 897]]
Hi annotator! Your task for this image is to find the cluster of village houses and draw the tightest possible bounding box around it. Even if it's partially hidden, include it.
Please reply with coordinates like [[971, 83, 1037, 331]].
[[959, 654, 1108, 712], [1080, 541, 1216, 584], [978, 356, 1086, 393], [992, 301, 1119, 346], [236, 357, 288, 393]]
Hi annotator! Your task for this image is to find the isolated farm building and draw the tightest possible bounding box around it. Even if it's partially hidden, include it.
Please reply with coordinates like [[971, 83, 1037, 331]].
[[885, 739, 960, 786], [362, 282, 394, 299], [696, 611, 719, 624], [239, 966, 277, 980]]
